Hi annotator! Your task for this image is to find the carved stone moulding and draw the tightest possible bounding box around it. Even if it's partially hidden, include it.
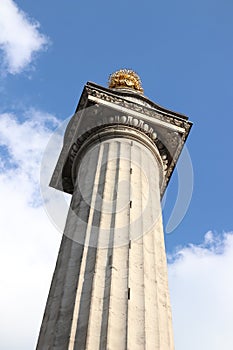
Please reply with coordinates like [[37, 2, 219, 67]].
[[50, 82, 192, 197], [71, 125, 165, 190], [62, 113, 174, 195]]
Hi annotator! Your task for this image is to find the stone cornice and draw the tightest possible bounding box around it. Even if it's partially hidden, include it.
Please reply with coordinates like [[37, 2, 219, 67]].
[[82, 82, 189, 121]]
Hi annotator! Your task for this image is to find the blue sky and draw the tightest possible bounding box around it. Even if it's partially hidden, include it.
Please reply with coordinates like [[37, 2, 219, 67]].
[[0, 1, 233, 349]]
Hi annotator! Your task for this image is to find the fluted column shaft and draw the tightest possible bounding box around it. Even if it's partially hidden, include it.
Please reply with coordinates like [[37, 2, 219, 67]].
[[37, 132, 174, 350]]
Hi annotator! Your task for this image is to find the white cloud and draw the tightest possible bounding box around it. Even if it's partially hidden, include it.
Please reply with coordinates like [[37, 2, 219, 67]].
[[1, 111, 233, 349], [169, 231, 233, 350], [0, 111, 65, 349], [0, 0, 48, 74]]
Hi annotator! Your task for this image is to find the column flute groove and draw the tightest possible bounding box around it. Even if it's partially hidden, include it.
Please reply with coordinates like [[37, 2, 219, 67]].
[[106, 140, 131, 350], [85, 141, 120, 350], [71, 143, 109, 350]]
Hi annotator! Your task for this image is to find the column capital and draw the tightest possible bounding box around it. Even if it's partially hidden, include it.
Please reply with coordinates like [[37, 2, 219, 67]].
[[70, 123, 165, 192], [50, 82, 192, 197]]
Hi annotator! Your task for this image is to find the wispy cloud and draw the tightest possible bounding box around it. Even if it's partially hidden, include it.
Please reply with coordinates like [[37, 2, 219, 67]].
[[169, 231, 233, 350], [0, 111, 62, 349], [0, 110, 59, 192], [0, 0, 49, 74]]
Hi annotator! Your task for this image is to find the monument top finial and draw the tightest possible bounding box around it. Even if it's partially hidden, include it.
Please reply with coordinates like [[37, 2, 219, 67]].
[[108, 69, 144, 94]]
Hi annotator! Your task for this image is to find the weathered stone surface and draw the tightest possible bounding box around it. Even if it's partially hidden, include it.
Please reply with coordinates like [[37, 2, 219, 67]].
[[37, 80, 192, 349], [37, 136, 174, 349]]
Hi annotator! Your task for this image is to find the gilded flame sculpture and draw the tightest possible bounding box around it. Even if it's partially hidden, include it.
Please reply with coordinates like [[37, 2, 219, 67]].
[[108, 69, 144, 93]]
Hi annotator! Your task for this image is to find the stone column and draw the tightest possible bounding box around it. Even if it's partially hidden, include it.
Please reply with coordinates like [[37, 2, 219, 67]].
[[36, 126, 174, 350]]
